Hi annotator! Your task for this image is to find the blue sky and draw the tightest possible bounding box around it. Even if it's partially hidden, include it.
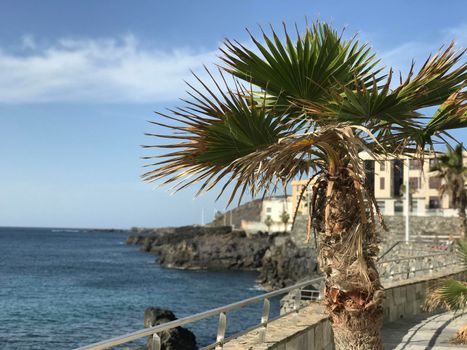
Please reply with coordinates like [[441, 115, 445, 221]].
[[0, 0, 465, 228]]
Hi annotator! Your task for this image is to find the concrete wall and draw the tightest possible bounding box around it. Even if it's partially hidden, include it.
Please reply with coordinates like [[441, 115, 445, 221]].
[[223, 303, 334, 350], [223, 267, 467, 350], [382, 267, 466, 323]]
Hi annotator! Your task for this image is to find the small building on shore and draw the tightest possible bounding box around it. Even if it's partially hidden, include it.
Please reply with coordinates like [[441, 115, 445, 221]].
[[241, 195, 293, 232], [212, 196, 293, 233]]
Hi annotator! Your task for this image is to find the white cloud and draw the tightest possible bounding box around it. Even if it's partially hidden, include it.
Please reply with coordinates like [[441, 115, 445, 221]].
[[0, 34, 218, 104], [1, 25, 464, 104]]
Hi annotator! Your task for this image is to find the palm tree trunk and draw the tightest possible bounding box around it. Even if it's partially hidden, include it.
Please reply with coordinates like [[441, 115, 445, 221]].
[[317, 166, 384, 350], [459, 205, 466, 239]]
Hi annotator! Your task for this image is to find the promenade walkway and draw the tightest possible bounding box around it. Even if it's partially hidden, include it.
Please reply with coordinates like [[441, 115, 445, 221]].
[[382, 311, 467, 349]]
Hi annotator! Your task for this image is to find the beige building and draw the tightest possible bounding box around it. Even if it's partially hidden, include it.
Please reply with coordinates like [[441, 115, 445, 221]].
[[291, 152, 466, 217], [241, 196, 293, 232]]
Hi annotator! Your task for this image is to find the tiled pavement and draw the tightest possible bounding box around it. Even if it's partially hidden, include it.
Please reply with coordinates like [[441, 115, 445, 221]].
[[382, 312, 467, 349]]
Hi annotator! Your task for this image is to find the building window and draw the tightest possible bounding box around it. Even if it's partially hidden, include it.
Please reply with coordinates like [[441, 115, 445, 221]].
[[410, 159, 422, 170], [409, 177, 420, 189], [429, 197, 440, 209], [411, 200, 418, 213], [393, 159, 403, 197], [266, 207, 271, 213], [429, 177, 441, 189], [395, 200, 403, 213], [380, 177, 385, 190], [379, 161, 385, 171]]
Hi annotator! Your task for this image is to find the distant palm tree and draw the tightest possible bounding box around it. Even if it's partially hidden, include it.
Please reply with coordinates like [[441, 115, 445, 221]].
[[280, 211, 290, 231], [264, 216, 273, 233], [142, 22, 466, 349], [425, 240, 467, 344], [431, 144, 467, 238]]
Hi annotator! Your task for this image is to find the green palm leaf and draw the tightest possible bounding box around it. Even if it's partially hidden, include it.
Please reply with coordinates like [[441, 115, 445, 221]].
[[143, 20, 466, 207], [430, 143, 466, 208], [142, 71, 294, 203], [221, 22, 384, 119], [457, 239, 467, 262], [425, 278, 467, 312]]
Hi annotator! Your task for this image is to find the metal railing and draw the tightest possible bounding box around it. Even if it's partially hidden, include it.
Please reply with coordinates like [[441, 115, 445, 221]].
[[378, 252, 461, 281], [75, 277, 323, 350], [75, 245, 463, 350], [378, 240, 455, 261]]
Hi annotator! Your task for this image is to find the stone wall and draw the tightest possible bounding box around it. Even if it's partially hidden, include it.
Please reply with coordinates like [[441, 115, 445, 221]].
[[290, 215, 462, 248], [380, 215, 461, 240], [223, 266, 467, 350]]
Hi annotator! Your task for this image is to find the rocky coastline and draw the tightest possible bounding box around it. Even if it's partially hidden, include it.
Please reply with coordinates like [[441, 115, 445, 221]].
[[127, 225, 319, 289]]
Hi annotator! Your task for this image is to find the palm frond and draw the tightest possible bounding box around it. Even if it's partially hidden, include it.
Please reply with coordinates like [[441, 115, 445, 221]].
[[301, 44, 466, 154], [456, 239, 467, 262], [143, 20, 466, 208], [424, 91, 467, 140], [221, 22, 384, 119], [142, 70, 296, 204], [425, 278, 467, 312]]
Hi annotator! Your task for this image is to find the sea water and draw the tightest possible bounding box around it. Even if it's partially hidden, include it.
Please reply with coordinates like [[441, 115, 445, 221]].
[[0, 227, 280, 349]]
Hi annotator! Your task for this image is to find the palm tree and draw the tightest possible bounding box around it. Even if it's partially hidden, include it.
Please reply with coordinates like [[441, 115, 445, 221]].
[[430, 144, 467, 238], [425, 240, 467, 344], [264, 216, 273, 233], [280, 211, 290, 231], [142, 22, 466, 349]]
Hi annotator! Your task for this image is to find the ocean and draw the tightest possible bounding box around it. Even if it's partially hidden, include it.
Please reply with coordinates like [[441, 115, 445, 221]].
[[0, 227, 280, 349]]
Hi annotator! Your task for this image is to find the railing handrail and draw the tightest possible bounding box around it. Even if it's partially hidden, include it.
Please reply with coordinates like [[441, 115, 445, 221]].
[[377, 241, 402, 261], [377, 240, 454, 262], [75, 245, 460, 350], [378, 252, 450, 264], [75, 276, 325, 350]]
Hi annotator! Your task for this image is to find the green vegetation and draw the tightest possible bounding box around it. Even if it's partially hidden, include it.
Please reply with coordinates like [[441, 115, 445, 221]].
[[430, 144, 467, 237], [425, 240, 467, 344]]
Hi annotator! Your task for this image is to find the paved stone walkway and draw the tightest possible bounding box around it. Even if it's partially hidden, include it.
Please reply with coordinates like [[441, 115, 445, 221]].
[[382, 312, 467, 349]]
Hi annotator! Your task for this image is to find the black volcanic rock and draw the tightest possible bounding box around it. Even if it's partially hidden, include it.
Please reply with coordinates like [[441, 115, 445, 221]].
[[127, 226, 319, 289], [258, 236, 318, 289], [143, 307, 197, 350], [156, 228, 272, 270]]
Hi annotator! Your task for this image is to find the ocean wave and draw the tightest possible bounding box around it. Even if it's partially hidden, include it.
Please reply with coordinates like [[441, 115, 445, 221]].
[[248, 284, 267, 291]]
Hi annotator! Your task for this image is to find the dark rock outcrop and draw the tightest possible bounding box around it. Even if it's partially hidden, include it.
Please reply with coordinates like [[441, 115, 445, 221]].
[[258, 236, 318, 289], [129, 226, 275, 270], [128, 226, 319, 289], [143, 307, 197, 350], [158, 230, 275, 270]]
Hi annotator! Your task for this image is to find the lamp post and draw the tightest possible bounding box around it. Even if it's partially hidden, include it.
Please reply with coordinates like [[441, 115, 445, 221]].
[[405, 156, 410, 244]]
